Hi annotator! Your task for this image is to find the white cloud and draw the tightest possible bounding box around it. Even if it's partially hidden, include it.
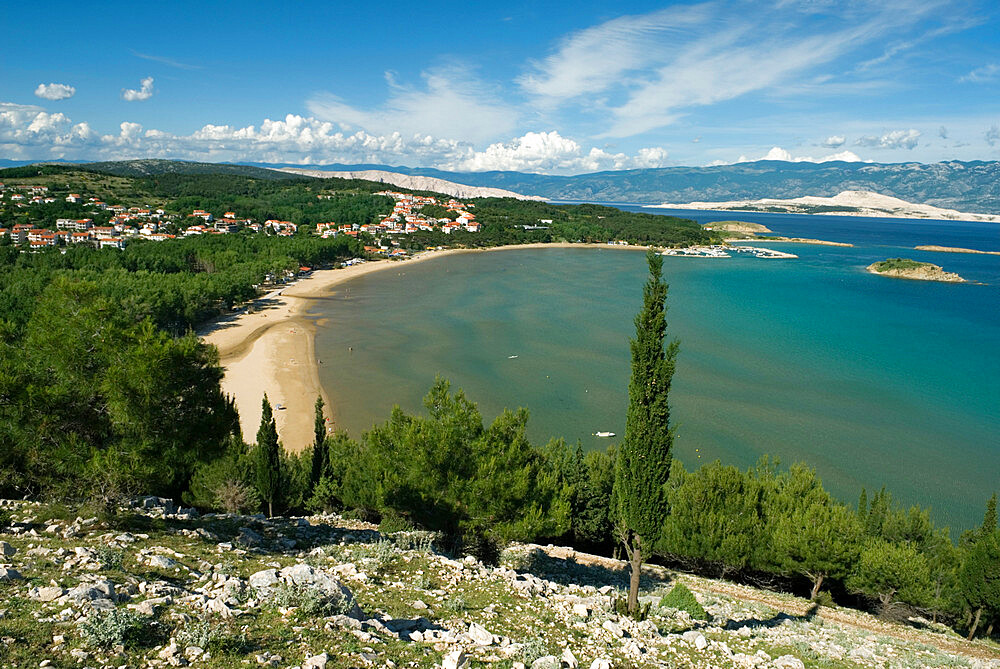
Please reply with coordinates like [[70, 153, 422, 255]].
[[856, 128, 920, 149], [0, 103, 663, 174], [34, 83, 75, 101], [122, 77, 154, 102], [822, 135, 846, 148], [441, 131, 665, 173], [633, 147, 669, 169], [723, 146, 865, 165], [959, 63, 999, 83], [986, 125, 1000, 147], [308, 65, 517, 145]]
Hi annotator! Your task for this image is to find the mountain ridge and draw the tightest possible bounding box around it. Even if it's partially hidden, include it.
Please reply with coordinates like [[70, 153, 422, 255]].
[[3, 158, 997, 215], [242, 159, 1000, 214]]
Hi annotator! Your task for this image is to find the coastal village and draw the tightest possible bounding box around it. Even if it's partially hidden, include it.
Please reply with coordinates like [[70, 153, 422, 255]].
[[0, 182, 480, 253]]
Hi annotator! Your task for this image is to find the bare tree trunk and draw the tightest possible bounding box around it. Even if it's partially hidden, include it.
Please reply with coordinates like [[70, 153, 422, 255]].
[[628, 534, 642, 615], [268, 500, 273, 518], [985, 619, 993, 637], [968, 606, 982, 641], [810, 574, 825, 601]]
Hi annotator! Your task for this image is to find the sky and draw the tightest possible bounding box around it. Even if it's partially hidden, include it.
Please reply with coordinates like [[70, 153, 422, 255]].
[[2, 0, 999, 174]]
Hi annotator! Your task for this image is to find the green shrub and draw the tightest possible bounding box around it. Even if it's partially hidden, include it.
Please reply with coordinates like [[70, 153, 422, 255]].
[[812, 590, 835, 607], [95, 546, 125, 571], [612, 594, 651, 620], [272, 583, 354, 617], [513, 637, 550, 664], [392, 530, 438, 553], [80, 609, 148, 648], [306, 476, 342, 514], [354, 539, 396, 570], [378, 509, 414, 534], [659, 582, 708, 621], [442, 593, 468, 612], [175, 617, 251, 656]]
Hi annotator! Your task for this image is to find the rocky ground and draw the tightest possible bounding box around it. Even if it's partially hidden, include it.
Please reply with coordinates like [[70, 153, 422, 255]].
[[1, 498, 998, 669]]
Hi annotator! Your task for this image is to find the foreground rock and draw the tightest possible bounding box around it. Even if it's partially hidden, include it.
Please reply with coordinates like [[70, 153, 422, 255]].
[[0, 497, 996, 668]]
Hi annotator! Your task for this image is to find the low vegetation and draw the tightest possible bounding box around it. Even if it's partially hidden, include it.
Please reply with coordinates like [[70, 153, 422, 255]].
[[870, 258, 930, 271]]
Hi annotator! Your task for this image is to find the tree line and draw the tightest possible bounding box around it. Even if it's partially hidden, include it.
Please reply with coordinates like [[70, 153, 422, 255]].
[[0, 231, 360, 503]]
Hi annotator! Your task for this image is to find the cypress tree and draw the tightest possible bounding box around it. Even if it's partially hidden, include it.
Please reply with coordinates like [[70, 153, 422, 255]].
[[613, 249, 678, 614], [960, 494, 1000, 639], [310, 395, 329, 488], [255, 394, 281, 517]]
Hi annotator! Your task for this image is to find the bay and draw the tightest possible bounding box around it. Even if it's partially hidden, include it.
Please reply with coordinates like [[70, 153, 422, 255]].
[[310, 210, 1000, 531]]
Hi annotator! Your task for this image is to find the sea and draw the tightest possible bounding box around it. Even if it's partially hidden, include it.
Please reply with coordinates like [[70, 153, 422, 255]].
[[308, 207, 1000, 532]]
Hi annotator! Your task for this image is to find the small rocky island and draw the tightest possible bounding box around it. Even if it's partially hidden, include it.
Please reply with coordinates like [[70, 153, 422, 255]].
[[867, 258, 966, 283]]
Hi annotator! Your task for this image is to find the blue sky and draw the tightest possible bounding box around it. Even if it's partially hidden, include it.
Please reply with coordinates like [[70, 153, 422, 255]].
[[2, 0, 999, 173]]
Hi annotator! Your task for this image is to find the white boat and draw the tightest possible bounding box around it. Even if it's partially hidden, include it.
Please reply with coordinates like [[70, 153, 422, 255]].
[[507, 355, 518, 359], [594, 431, 615, 438]]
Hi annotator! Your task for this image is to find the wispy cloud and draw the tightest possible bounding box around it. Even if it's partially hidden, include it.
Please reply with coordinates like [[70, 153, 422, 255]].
[[986, 125, 1000, 147], [34, 83, 75, 101], [122, 77, 155, 102], [856, 128, 921, 150], [131, 50, 202, 70], [519, 0, 970, 138], [308, 65, 518, 145], [959, 63, 999, 83]]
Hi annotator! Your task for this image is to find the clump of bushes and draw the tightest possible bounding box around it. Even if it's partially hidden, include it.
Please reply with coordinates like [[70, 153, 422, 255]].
[[175, 617, 251, 655], [391, 530, 438, 553], [80, 609, 148, 648], [660, 582, 708, 621], [442, 593, 469, 613], [354, 539, 397, 570], [272, 583, 354, 617], [513, 637, 551, 665], [95, 546, 125, 571], [612, 593, 651, 620]]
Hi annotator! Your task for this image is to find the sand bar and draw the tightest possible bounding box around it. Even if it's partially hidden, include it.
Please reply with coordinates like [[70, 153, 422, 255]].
[[915, 245, 1000, 255]]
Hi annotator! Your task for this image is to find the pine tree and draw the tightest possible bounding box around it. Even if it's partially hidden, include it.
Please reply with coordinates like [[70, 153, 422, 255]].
[[310, 395, 329, 489], [613, 249, 678, 614], [255, 394, 281, 517], [959, 494, 1000, 639]]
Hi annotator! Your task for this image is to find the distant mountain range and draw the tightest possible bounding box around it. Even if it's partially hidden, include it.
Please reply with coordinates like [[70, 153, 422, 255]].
[[3, 158, 997, 215]]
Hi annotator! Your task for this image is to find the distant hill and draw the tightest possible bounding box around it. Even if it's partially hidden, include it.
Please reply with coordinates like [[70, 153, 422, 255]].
[[5, 158, 998, 214], [83, 159, 305, 181], [246, 160, 1000, 215], [275, 167, 544, 200]]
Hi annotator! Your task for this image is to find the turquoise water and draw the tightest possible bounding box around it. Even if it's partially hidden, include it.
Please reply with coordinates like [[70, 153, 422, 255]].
[[309, 213, 1000, 531]]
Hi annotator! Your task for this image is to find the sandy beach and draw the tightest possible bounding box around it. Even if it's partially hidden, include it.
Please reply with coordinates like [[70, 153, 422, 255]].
[[199, 242, 650, 452]]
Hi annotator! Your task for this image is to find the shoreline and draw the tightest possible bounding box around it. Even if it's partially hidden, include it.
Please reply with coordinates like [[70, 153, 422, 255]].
[[200, 242, 652, 451]]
